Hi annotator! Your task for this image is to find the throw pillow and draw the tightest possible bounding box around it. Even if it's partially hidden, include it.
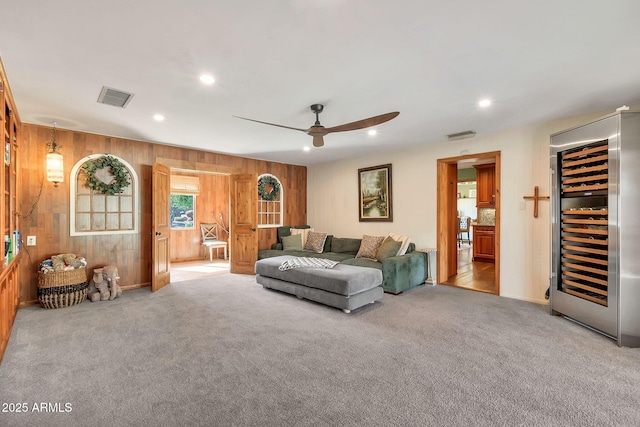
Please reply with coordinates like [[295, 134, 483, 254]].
[[304, 231, 328, 253], [322, 235, 333, 253], [331, 237, 362, 254], [355, 235, 385, 260], [291, 228, 314, 247], [388, 232, 411, 256], [282, 234, 303, 250], [376, 237, 402, 262]]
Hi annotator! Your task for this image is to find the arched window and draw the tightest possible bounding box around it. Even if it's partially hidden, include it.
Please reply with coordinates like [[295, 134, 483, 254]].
[[257, 173, 283, 228], [70, 154, 139, 235]]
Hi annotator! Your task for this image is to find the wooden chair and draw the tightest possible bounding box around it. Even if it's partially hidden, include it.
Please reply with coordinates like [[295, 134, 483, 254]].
[[200, 223, 227, 261], [458, 216, 471, 247]]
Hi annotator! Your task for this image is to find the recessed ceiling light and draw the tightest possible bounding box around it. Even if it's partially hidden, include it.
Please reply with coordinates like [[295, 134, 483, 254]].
[[153, 114, 165, 122], [199, 74, 215, 85], [478, 99, 492, 107], [303, 146, 311, 152], [368, 129, 377, 136]]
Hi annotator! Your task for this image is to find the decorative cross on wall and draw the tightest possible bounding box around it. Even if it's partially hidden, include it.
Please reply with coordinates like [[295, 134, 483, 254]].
[[523, 186, 550, 218]]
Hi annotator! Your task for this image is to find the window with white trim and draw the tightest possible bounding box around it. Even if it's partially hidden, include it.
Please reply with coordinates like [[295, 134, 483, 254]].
[[258, 173, 283, 228], [70, 154, 139, 236]]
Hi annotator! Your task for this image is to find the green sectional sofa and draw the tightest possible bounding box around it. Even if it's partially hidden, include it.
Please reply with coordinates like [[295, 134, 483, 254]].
[[257, 226, 427, 294]]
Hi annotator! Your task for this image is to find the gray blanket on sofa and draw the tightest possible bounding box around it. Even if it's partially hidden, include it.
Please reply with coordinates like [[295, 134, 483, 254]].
[[278, 257, 339, 271]]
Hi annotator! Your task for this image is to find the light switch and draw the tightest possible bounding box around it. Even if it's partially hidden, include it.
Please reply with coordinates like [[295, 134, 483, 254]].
[[27, 235, 36, 246]]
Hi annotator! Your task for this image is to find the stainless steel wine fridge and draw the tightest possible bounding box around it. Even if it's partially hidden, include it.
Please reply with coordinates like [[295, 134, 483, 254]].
[[550, 111, 640, 347]]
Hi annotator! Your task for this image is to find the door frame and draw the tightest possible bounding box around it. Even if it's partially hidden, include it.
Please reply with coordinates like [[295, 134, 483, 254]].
[[152, 158, 243, 276], [436, 151, 501, 295]]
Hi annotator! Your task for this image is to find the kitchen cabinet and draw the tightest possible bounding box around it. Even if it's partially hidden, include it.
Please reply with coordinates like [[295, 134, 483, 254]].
[[473, 225, 495, 262], [474, 164, 495, 207]]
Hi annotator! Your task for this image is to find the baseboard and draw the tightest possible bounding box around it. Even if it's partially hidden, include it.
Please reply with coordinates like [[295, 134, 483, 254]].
[[120, 282, 151, 291], [500, 293, 549, 305], [19, 299, 39, 308]]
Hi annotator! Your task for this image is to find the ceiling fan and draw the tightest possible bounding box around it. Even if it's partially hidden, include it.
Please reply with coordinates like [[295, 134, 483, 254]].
[[234, 104, 399, 147]]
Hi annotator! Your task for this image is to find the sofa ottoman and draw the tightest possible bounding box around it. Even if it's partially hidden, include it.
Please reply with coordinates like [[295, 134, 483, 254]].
[[255, 255, 383, 313]]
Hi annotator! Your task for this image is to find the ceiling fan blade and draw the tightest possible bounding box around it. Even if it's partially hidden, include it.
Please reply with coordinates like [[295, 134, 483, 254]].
[[233, 116, 308, 133], [312, 135, 324, 147], [324, 111, 400, 134]]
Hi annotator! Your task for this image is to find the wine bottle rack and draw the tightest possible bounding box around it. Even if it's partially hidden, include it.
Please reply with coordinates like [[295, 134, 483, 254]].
[[559, 139, 608, 306]]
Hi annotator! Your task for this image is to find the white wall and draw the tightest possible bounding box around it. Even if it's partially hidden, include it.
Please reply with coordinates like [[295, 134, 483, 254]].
[[307, 111, 606, 304]]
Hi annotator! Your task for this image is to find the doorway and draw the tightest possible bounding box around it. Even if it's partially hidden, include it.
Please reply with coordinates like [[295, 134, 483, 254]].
[[436, 151, 500, 295], [153, 158, 243, 286], [169, 170, 231, 283]]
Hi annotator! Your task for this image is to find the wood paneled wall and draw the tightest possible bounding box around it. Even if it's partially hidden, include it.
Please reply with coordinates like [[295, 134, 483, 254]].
[[19, 124, 306, 304]]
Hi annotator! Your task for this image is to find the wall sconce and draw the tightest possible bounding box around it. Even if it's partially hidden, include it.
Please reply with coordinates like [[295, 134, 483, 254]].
[[46, 122, 64, 187]]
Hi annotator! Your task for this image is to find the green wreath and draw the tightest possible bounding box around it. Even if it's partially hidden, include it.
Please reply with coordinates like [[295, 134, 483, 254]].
[[82, 155, 131, 195], [258, 175, 281, 201]]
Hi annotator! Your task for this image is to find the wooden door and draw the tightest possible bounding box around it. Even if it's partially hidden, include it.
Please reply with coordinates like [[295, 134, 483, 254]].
[[230, 174, 258, 274], [436, 161, 459, 282], [475, 164, 496, 207], [152, 162, 171, 291]]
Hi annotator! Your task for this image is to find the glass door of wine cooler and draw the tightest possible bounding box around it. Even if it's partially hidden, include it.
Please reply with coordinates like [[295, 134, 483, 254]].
[[550, 115, 618, 339]]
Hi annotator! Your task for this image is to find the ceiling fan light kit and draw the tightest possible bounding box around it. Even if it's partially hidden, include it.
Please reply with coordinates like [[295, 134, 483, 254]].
[[234, 104, 399, 148]]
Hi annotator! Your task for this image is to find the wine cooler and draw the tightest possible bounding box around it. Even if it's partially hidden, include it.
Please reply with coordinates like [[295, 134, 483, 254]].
[[550, 111, 640, 347]]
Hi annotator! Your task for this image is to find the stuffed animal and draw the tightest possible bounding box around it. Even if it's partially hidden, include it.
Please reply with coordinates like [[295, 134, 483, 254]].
[[51, 254, 66, 272], [63, 253, 86, 269], [50, 253, 87, 272], [87, 265, 122, 302], [87, 267, 109, 301], [102, 265, 122, 301]]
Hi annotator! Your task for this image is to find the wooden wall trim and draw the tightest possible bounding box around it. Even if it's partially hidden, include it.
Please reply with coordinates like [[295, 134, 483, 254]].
[[156, 157, 242, 175]]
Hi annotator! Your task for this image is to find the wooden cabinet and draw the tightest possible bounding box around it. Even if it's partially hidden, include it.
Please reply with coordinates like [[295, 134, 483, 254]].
[[474, 164, 495, 207], [1, 255, 20, 363], [0, 59, 21, 365], [1, 68, 19, 249], [473, 225, 495, 262]]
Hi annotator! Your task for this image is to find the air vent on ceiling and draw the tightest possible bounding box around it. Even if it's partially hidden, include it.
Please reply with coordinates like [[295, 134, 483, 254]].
[[447, 130, 476, 141], [97, 86, 134, 108]]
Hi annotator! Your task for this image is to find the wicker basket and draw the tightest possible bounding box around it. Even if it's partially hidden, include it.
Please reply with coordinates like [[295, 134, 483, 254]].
[[37, 268, 88, 309]]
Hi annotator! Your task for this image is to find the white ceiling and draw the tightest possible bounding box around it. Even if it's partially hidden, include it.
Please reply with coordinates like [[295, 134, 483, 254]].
[[1, 0, 639, 166]]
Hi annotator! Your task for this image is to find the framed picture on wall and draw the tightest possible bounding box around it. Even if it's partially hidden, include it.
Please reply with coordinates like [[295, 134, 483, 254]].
[[170, 194, 196, 229], [358, 163, 393, 222], [469, 189, 477, 198]]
